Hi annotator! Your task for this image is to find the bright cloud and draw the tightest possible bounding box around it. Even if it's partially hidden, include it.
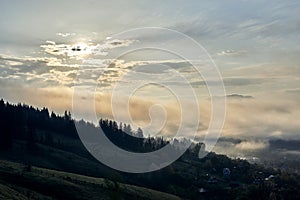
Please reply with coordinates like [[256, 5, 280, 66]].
[[235, 140, 269, 151]]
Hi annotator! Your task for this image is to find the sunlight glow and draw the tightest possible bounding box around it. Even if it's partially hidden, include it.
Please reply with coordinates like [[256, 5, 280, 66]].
[[70, 42, 91, 57]]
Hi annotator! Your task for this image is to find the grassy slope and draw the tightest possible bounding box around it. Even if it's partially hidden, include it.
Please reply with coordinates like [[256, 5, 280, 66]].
[[0, 160, 180, 200]]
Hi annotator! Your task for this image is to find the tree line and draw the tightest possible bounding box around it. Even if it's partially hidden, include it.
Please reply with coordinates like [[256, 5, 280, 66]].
[[0, 99, 169, 153]]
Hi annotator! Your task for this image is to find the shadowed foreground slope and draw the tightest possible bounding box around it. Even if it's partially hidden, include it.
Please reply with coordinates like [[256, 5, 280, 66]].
[[0, 160, 180, 200]]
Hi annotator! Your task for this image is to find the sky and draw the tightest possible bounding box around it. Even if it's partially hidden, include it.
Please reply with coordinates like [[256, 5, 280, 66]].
[[1, 0, 300, 148]]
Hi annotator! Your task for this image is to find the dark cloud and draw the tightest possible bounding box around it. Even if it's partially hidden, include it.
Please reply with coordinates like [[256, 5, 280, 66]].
[[285, 88, 300, 95], [226, 94, 254, 99], [192, 77, 262, 87]]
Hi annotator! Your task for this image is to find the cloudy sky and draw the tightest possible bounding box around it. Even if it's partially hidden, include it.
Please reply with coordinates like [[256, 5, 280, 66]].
[[1, 0, 300, 147]]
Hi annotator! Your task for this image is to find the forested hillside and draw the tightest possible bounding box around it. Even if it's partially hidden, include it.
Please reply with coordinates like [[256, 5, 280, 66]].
[[0, 99, 299, 199]]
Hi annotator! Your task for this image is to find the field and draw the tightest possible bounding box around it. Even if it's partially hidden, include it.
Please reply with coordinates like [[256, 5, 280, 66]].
[[0, 160, 180, 200]]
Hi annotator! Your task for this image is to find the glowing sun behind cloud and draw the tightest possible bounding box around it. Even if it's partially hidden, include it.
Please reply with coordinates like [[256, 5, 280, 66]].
[[69, 42, 91, 58], [40, 38, 136, 60], [40, 40, 97, 60]]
